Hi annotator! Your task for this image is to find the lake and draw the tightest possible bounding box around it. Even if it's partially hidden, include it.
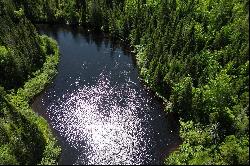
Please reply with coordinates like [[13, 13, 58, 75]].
[[32, 24, 180, 165]]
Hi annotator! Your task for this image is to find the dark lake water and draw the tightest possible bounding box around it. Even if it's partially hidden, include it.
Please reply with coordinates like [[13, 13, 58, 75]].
[[32, 25, 180, 165]]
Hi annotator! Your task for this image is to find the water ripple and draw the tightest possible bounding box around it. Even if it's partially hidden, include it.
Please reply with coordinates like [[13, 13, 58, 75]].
[[33, 26, 178, 165], [45, 72, 158, 165]]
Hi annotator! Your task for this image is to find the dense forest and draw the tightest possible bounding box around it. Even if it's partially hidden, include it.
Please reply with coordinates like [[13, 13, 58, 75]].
[[0, 0, 60, 164], [0, 0, 249, 165]]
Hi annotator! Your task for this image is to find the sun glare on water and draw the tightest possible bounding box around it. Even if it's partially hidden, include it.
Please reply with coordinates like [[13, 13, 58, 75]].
[[45, 72, 156, 165]]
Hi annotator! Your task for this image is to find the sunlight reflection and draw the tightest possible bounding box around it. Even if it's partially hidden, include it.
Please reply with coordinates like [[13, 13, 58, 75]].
[[46, 72, 155, 164]]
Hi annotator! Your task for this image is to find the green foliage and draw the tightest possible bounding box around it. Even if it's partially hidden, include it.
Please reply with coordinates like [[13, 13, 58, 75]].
[[0, 3, 61, 164], [0, 37, 60, 165], [13, 8, 24, 19], [170, 77, 193, 117], [1, 0, 249, 165], [219, 135, 249, 165], [0, 145, 18, 165], [166, 120, 249, 165], [0, 6, 46, 89]]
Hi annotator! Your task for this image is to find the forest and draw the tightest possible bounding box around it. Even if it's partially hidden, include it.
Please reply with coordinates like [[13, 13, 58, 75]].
[[0, 0, 249, 165], [0, 0, 60, 164]]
